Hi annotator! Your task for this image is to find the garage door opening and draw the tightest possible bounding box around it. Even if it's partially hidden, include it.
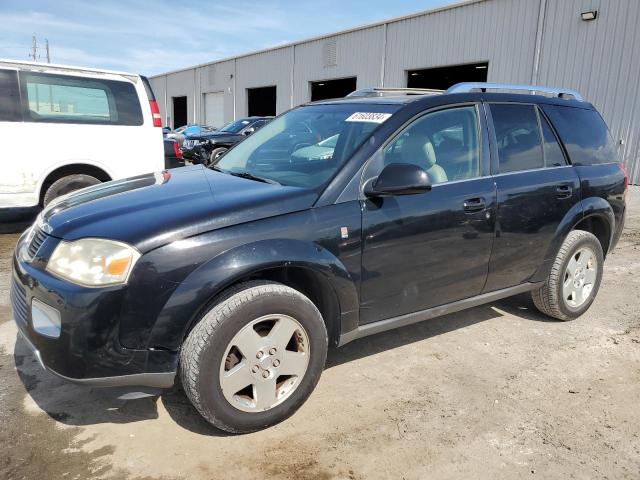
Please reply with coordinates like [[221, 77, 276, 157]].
[[407, 62, 489, 90], [247, 86, 276, 117], [203, 92, 224, 128], [172, 96, 187, 129], [310, 77, 357, 101]]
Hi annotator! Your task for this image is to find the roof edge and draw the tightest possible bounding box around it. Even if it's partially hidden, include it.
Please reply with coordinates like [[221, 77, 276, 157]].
[[150, 0, 487, 78]]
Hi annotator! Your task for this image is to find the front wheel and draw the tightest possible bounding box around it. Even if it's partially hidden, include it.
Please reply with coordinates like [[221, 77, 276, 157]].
[[180, 281, 328, 433], [208, 147, 228, 165], [532, 230, 604, 321]]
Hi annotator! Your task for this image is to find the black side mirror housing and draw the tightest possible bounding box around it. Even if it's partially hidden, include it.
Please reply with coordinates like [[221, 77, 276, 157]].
[[365, 163, 431, 197]]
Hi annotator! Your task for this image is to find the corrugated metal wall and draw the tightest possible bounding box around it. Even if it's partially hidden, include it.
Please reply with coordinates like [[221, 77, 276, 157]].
[[149, 0, 640, 181], [293, 26, 386, 105], [383, 0, 540, 86], [537, 0, 640, 184]]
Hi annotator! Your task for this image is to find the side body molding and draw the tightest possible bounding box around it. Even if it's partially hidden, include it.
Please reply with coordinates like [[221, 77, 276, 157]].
[[147, 239, 360, 351]]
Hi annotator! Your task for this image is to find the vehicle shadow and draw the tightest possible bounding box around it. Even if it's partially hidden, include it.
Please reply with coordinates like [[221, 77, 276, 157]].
[[12, 293, 557, 436]]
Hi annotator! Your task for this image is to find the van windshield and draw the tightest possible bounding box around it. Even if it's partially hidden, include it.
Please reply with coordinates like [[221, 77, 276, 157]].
[[215, 104, 400, 189]]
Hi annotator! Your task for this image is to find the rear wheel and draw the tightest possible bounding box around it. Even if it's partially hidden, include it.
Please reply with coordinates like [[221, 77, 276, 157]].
[[180, 281, 327, 433], [532, 230, 604, 321], [43, 174, 101, 206]]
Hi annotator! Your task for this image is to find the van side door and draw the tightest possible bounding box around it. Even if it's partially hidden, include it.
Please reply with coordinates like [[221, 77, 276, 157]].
[[483, 102, 581, 292]]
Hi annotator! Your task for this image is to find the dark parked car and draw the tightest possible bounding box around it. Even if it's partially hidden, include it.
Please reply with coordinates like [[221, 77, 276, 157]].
[[163, 138, 184, 169], [182, 116, 271, 165], [12, 83, 627, 434]]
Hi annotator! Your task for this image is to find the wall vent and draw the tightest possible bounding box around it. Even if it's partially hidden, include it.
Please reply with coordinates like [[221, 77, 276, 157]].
[[323, 40, 337, 67]]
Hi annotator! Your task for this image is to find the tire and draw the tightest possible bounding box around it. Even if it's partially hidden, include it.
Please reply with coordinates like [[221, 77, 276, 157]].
[[531, 230, 604, 321], [208, 147, 228, 165], [180, 281, 328, 433], [43, 174, 101, 206]]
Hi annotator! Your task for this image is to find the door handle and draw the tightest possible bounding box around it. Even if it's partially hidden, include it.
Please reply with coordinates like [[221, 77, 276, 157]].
[[556, 184, 573, 199], [463, 197, 486, 213]]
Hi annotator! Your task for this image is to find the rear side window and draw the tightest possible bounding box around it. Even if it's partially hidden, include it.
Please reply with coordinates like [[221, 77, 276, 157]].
[[539, 112, 567, 167], [542, 105, 618, 165], [490, 104, 543, 173], [0, 69, 21, 122], [20, 72, 143, 126]]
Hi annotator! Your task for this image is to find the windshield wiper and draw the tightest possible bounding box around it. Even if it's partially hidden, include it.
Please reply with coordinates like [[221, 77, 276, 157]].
[[228, 170, 281, 185], [209, 164, 280, 185]]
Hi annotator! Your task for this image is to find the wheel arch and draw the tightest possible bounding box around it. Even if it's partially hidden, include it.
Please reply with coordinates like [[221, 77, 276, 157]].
[[38, 163, 112, 205], [532, 197, 615, 283], [147, 239, 359, 351]]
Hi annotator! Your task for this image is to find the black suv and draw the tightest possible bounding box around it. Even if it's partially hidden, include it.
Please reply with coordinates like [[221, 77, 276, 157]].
[[182, 116, 271, 165], [11, 83, 627, 433]]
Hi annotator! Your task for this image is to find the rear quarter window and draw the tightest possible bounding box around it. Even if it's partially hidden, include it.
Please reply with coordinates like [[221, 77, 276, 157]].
[[0, 69, 21, 122], [20, 72, 143, 126], [542, 105, 618, 165]]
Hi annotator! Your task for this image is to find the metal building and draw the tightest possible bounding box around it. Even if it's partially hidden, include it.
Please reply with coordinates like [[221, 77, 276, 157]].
[[150, 0, 640, 183]]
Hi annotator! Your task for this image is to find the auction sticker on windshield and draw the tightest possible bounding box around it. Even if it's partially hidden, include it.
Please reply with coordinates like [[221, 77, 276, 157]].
[[345, 112, 393, 123]]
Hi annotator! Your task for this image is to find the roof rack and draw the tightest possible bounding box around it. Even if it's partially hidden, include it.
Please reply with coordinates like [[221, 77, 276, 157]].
[[446, 82, 583, 101], [346, 87, 443, 98]]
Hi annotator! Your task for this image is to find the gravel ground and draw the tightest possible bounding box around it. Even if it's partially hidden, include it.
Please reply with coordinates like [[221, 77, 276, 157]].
[[0, 188, 638, 480]]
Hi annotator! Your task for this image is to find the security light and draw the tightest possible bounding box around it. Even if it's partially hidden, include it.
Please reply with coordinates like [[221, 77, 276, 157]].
[[581, 10, 597, 21]]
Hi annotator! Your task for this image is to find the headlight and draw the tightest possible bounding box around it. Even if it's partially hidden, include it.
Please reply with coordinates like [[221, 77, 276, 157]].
[[47, 238, 141, 287]]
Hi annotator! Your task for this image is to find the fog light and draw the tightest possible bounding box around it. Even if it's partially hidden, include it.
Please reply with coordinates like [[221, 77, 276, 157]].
[[31, 298, 61, 338]]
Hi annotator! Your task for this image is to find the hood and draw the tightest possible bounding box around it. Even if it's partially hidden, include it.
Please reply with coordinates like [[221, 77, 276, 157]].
[[41, 165, 317, 252]]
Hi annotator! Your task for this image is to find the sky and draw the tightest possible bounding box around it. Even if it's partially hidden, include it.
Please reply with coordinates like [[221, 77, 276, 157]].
[[0, 0, 457, 76]]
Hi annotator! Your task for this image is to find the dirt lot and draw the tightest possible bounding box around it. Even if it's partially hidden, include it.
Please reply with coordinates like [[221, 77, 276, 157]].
[[1, 189, 639, 480]]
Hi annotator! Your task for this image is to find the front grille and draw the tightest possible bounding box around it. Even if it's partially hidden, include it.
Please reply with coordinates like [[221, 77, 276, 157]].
[[27, 227, 48, 258], [10, 275, 28, 326]]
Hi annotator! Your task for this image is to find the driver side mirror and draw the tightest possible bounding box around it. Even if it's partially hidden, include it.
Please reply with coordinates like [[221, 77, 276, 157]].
[[364, 163, 431, 197], [243, 127, 255, 136]]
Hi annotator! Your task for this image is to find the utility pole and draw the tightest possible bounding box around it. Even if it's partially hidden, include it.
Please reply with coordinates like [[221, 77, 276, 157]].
[[45, 39, 50, 63], [30, 35, 37, 61]]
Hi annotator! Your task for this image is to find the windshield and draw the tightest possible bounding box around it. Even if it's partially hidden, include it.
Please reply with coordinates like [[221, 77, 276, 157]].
[[215, 104, 400, 189], [219, 119, 253, 133]]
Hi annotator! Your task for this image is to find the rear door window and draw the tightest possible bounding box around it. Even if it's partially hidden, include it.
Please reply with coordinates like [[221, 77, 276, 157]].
[[20, 72, 143, 126], [0, 69, 21, 122], [539, 110, 567, 167], [489, 104, 543, 173], [541, 105, 617, 165]]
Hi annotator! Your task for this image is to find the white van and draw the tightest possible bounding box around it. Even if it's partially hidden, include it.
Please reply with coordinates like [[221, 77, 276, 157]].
[[0, 60, 164, 208]]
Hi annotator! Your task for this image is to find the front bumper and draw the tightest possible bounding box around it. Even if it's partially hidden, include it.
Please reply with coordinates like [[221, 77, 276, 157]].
[[11, 232, 177, 388]]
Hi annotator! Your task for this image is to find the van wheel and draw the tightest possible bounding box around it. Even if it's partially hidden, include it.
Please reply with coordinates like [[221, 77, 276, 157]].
[[180, 281, 327, 433], [532, 230, 604, 321], [43, 174, 101, 206], [208, 147, 227, 165]]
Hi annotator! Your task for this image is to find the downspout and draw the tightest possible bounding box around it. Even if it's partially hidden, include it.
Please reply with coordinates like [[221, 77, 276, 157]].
[[164, 74, 168, 126], [290, 44, 296, 109], [233, 58, 237, 120], [193, 68, 197, 123], [380, 23, 388, 87], [531, 0, 548, 85]]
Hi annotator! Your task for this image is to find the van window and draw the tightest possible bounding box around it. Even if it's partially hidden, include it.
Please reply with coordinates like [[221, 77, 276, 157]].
[[20, 72, 143, 126], [0, 69, 21, 122], [490, 104, 543, 173], [542, 105, 618, 165]]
